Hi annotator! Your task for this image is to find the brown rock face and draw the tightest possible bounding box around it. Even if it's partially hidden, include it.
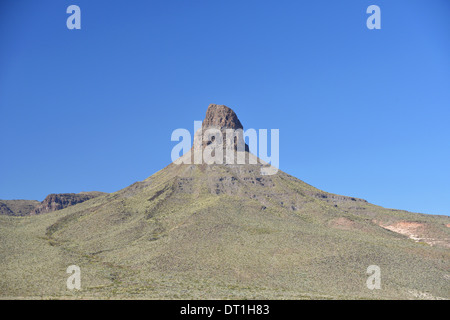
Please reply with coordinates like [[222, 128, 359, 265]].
[[196, 104, 248, 153], [31, 192, 105, 215], [179, 104, 251, 165], [202, 104, 243, 130]]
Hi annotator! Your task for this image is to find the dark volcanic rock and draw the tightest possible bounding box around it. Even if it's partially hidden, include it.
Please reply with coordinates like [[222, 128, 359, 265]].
[[31, 192, 106, 215]]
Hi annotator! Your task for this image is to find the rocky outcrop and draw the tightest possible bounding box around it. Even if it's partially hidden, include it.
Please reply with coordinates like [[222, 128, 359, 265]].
[[202, 104, 243, 130], [30, 192, 106, 215], [0, 192, 106, 216], [0, 202, 14, 215], [192, 104, 249, 158], [0, 200, 40, 216]]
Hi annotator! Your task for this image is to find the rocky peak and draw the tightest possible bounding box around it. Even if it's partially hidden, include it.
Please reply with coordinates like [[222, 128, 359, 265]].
[[202, 104, 243, 130], [193, 104, 248, 153]]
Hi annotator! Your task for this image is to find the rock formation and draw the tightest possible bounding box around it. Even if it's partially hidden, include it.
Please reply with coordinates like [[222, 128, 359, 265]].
[[30, 192, 106, 215], [0, 199, 40, 216], [1, 103, 449, 300]]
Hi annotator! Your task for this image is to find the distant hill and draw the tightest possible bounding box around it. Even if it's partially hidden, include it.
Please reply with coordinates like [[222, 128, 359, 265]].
[[0, 104, 448, 299], [0, 200, 39, 216], [0, 192, 106, 216], [30, 192, 107, 215]]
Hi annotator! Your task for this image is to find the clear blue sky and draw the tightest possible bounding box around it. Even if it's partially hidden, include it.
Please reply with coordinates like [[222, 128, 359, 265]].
[[1, 0, 449, 216]]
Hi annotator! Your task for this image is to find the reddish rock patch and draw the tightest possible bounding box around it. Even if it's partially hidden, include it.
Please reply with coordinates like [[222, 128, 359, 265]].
[[329, 217, 361, 230], [377, 220, 449, 248]]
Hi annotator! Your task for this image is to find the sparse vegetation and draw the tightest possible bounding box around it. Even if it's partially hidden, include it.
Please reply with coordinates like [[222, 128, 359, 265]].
[[1, 158, 449, 299]]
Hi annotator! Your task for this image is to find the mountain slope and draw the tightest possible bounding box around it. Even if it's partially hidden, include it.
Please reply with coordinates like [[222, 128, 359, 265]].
[[0, 104, 448, 299]]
